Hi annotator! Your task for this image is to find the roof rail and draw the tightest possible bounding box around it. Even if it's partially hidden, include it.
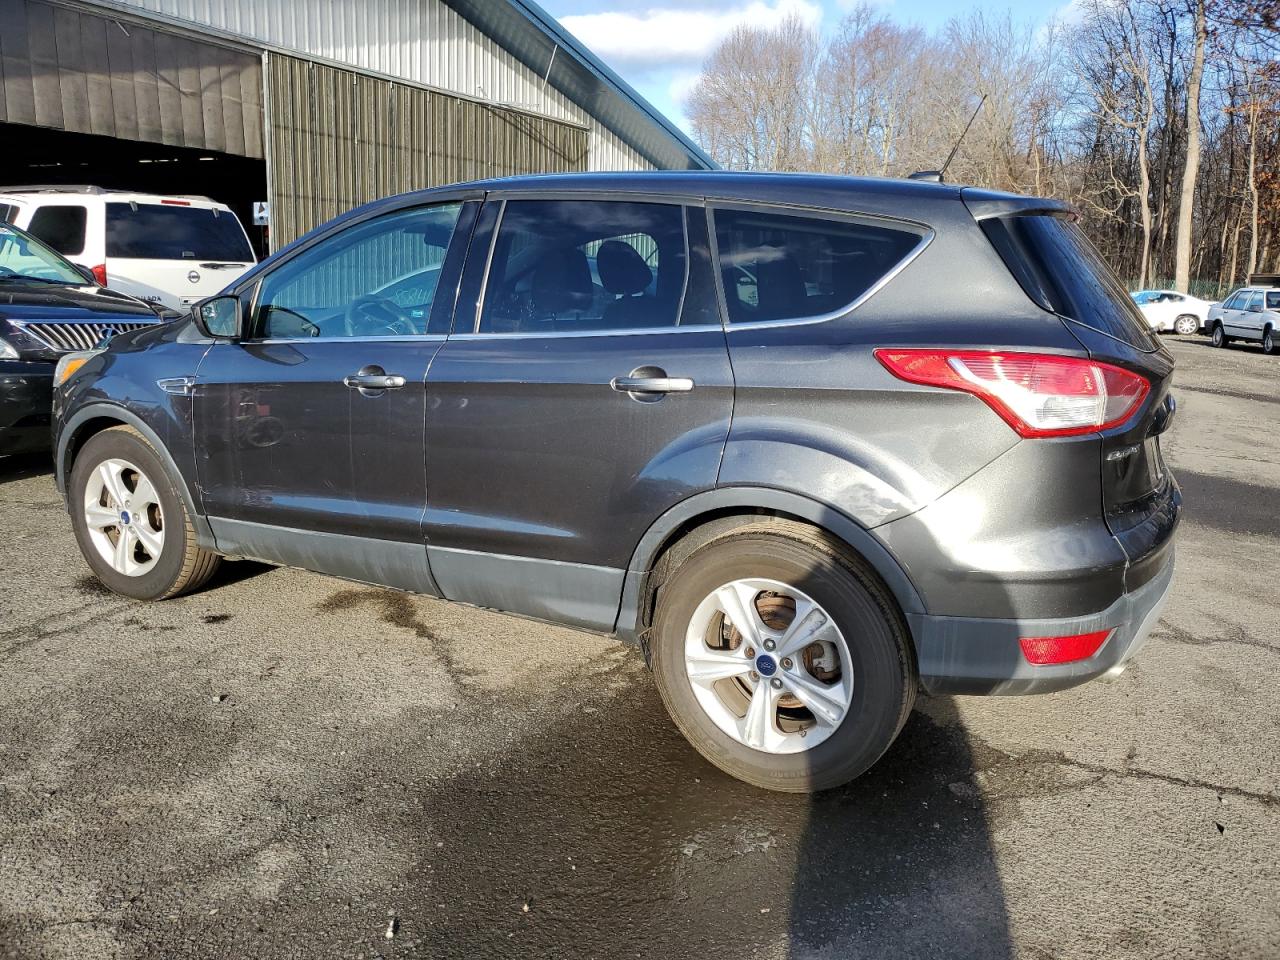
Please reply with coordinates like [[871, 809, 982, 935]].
[[0, 184, 105, 194]]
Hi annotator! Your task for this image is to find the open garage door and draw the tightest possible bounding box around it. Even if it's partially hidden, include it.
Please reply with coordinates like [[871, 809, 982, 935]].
[[0, 0, 267, 254]]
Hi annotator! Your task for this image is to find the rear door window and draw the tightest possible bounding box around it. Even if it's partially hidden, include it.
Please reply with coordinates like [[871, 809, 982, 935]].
[[712, 207, 923, 324], [1246, 292, 1264, 312], [106, 203, 253, 262], [981, 214, 1158, 350], [27, 205, 87, 256]]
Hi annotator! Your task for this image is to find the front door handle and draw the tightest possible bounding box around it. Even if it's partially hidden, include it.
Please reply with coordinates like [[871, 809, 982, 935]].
[[610, 375, 694, 394], [344, 364, 406, 391]]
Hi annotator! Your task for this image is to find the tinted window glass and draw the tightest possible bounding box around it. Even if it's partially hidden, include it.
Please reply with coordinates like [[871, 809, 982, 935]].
[[0, 204, 17, 224], [982, 214, 1158, 350], [254, 203, 461, 339], [28, 205, 87, 256], [1246, 292, 1264, 311], [712, 207, 921, 324], [1267, 292, 1280, 310], [106, 203, 253, 261], [0, 225, 83, 283], [478, 200, 686, 335]]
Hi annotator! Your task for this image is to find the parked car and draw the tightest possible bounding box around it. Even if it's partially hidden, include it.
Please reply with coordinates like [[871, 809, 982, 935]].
[[0, 186, 256, 312], [1129, 289, 1212, 334], [0, 223, 169, 455], [1206, 286, 1280, 353], [51, 173, 1180, 792]]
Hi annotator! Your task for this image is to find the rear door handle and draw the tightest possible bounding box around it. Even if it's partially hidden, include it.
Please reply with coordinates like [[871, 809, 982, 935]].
[[610, 376, 694, 394]]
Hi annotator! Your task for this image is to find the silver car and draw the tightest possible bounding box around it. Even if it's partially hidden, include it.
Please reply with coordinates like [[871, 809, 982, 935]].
[[1208, 287, 1280, 353]]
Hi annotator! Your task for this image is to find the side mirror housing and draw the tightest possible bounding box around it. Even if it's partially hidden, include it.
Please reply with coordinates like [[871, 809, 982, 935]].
[[194, 295, 243, 340]]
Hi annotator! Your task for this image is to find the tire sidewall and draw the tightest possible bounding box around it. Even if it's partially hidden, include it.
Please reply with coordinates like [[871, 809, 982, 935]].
[[69, 429, 192, 600], [650, 531, 911, 791], [1265, 329, 1275, 354], [1212, 324, 1225, 347]]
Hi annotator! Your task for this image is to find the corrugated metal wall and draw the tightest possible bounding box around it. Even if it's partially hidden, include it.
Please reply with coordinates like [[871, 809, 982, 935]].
[[267, 53, 587, 247], [0, 0, 263, 156], [95, 0, 654, 171]]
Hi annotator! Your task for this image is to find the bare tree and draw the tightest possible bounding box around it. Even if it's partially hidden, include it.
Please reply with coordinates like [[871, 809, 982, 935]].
[[1173, 0, 1209, 290]]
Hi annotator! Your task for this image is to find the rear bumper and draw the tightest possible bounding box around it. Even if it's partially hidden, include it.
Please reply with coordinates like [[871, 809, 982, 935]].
[[910, 549, 1175, 695], [0, 360, 54, 454]]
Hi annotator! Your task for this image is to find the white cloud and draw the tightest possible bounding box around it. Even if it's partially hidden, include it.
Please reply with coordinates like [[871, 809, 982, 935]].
[[561, 0, 823, 71], [667, 70, 704, 107]]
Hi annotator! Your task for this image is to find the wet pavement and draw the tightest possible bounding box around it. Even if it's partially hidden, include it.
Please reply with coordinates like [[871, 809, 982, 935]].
[[1, 336, 1278, 959]]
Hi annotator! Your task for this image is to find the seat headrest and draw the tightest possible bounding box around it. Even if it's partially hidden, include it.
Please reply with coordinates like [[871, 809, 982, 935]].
[[532, 247, 593, 316], [596, 240, 653, 297]]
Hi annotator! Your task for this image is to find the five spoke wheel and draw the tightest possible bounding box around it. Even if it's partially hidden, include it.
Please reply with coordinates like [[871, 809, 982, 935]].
[[82, 457, 165, 577]]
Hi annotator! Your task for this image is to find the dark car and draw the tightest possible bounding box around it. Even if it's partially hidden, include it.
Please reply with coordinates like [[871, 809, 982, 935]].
[[0, 222, 169, 455], [51, 172, 1180, 792]]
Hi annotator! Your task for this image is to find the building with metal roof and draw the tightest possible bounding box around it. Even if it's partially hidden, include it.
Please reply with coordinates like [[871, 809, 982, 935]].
[[0, 0, 714, 252]]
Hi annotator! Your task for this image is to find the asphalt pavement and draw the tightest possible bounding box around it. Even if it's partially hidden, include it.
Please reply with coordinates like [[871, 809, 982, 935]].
[[1, 335, 1277, 959]]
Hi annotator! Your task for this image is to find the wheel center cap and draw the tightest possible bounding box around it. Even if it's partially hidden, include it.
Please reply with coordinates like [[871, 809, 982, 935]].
[[755, 654, 778, 677], [120, 510, 131, 526]]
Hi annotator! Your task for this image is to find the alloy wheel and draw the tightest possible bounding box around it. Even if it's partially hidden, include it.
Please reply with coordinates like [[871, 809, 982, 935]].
[[684, 578, 854, 754], [82, 458, 165, 577]]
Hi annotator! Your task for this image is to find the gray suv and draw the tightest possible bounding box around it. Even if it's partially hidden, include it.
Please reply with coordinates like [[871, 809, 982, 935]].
[[52, 172, 1180, 792]]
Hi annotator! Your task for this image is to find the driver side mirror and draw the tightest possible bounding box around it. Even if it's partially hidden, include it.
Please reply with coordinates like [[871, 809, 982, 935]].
[[194, 295, 243, 340]]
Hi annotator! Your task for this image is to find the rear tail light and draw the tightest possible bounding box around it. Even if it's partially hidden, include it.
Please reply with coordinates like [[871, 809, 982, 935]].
[[1019, 629, 1113, 665], [90, 264, 108, 287], [875, 349, 1150, 438]]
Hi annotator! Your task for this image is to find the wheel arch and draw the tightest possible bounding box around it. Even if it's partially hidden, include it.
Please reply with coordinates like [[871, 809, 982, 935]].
[[614, 487, 926, 652], [57, 403, 215, 549]]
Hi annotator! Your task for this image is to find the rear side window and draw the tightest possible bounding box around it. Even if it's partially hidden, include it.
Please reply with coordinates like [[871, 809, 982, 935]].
[[478, 199, 687, 335], [106, 203, 253, 262], [712, 208, 922, 324], [0, 204, 17, 224], [1267, 292, 1280, 310], [982, 214, 1157, 350], [27, 205, 87, 256]]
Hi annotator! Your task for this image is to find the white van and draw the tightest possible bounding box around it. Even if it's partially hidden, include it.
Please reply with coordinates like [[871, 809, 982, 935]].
[[0, 186, 256, 311]]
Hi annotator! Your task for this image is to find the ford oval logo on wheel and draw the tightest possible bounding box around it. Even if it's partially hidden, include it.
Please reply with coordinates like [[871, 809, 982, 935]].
[[187, 270, 201, 284]]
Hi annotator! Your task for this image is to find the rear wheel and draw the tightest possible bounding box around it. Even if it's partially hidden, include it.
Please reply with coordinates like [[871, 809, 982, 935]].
[[649, 520, 915, 793], [1264, 327, 1276, 355], [1174, 315, 1199, 336], [1211, 323, 1229, 348], [69, 426, 221, 600]]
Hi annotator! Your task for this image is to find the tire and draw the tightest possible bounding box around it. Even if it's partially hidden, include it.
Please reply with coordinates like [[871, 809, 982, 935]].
[[1264, 328, 1276, 355], [69, 425, 221, 600], [1211, 323, 1229, 348], [649, 519, 916, 793], [1174, 315, 1199, 336]]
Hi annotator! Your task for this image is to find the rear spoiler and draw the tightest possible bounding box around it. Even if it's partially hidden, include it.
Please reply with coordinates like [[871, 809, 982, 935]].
[[961, 187, 1074, 222]]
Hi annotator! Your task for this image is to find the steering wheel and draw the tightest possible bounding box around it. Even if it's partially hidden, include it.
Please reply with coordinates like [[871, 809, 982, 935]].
[[344, 294, 417, 337]]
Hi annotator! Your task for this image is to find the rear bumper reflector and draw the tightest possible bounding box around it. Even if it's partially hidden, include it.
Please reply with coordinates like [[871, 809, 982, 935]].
[[1019, 629, 1113, 665]]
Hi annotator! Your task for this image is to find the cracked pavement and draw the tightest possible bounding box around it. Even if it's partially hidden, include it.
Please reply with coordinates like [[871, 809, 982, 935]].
[[1, 336, 1278, 959]]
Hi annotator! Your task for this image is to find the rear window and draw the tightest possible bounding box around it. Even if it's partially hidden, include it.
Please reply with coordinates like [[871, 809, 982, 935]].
[[106, 203, 253, 262], [712, 207, 923, 324], [982, 214, 1158, 350], [28, 205, 87, 256]]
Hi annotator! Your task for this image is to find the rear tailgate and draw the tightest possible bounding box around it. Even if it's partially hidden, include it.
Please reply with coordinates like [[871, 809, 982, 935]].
[[968, 196, 1179, 588], [104, 201, 254, 308]]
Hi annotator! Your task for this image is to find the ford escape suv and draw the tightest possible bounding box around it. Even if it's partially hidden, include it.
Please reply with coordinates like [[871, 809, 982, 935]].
[[51, 173, 1180, 793]]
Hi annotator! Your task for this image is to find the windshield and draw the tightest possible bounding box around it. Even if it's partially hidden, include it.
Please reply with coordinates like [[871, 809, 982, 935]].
[[0, 224, 85, 284], [106, 203, 254, 262]]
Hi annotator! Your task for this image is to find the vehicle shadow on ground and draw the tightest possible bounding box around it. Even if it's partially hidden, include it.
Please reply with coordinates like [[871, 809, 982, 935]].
[[391, 686, 1011, 960]]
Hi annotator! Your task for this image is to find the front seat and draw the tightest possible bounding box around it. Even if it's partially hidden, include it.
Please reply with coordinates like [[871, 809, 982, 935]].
[[596, 240, 658, 328]]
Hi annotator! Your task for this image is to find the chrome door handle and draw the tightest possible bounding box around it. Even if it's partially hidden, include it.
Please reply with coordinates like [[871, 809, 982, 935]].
[[344, 373, 406, 389], [610, 376, 694, 394]]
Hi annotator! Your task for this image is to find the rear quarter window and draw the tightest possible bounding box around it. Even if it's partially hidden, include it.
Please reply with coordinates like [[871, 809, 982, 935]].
[[27, 205, 88, 256], [982, 214, 1158, 351], [106, 203, 253, 262], [1267, 292, 1280, 310], [711, 207, 924, 324]]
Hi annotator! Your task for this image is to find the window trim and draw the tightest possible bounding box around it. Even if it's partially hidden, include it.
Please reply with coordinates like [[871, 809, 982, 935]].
[[467, 195, 701, 340], [242, 199, 467, 343], [705, 200, 933, 331]]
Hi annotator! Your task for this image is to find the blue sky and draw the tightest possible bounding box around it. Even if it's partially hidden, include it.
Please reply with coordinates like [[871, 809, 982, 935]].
[[540, 0, 1073, 133]]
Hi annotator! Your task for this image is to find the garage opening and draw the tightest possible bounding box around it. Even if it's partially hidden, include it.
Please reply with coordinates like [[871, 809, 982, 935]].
[[0, 123, 268, 258]]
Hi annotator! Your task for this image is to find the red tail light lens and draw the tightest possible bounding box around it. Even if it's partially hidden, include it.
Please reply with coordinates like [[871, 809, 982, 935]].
[[1019, 629, 1113, 665], [90, 264, 108, 287], [875, 349, 1149, 438]]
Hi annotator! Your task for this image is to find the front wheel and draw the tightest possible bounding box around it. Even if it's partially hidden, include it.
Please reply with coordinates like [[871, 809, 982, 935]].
[[1174, 315, 1199, 336], [1211, 324, 1229, 348], [649, 520, 916, 792], [69, 426, 221, 600]]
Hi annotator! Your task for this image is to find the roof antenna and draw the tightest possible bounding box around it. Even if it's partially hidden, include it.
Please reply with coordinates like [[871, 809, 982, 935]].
[[909, 93, 987, 184]]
